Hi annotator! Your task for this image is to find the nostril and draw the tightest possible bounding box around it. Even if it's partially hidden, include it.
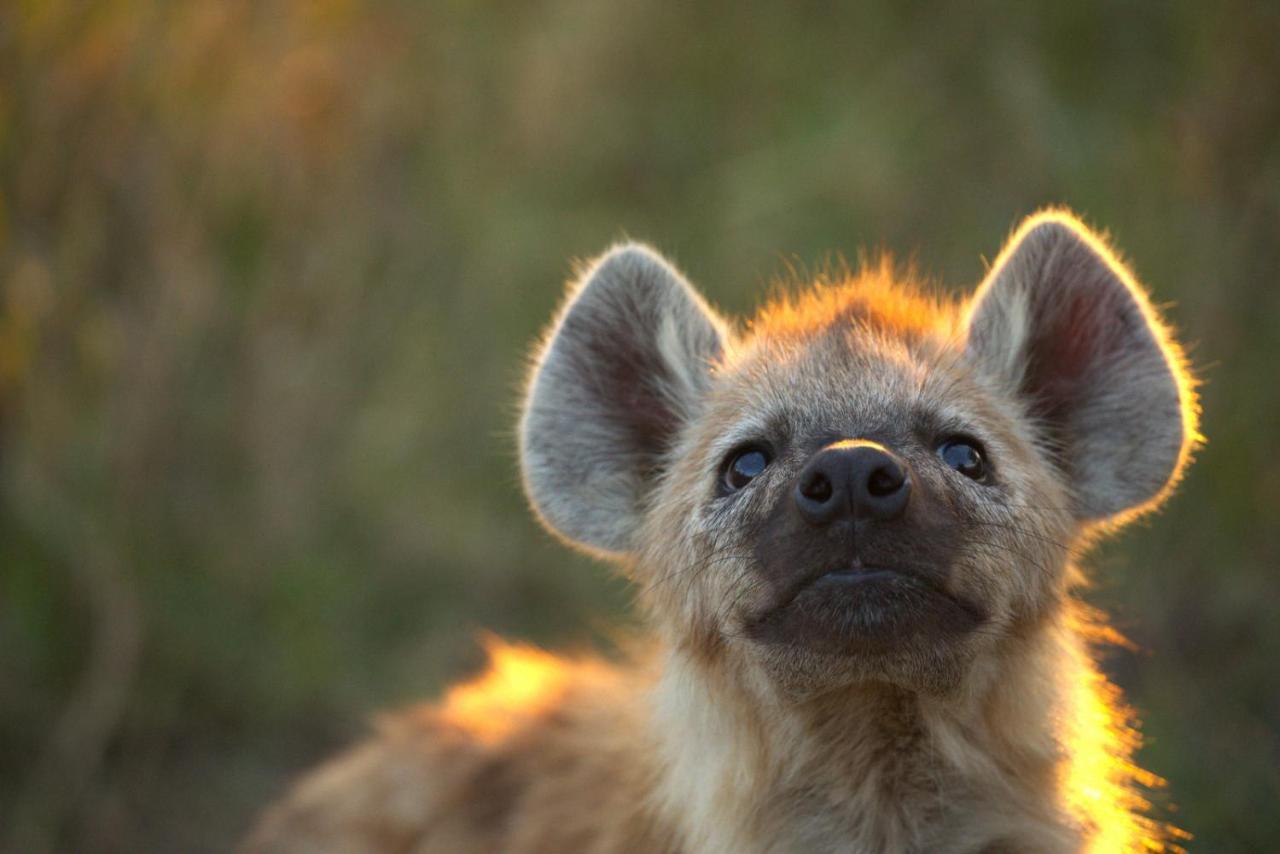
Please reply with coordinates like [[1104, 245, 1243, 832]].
[[800, 471, 833, 503], [866, 465, 904, 497]]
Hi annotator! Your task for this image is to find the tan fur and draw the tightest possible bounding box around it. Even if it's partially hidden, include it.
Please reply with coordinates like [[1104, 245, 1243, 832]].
[[244, 212, 1198, 853]]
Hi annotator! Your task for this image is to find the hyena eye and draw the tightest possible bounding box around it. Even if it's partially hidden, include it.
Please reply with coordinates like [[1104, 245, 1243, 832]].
[[721, 447, 772, 494], [938, 438, 988, 482]]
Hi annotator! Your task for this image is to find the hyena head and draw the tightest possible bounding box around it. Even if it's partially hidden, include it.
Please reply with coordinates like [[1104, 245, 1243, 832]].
[[521, 212, 1196, 700]]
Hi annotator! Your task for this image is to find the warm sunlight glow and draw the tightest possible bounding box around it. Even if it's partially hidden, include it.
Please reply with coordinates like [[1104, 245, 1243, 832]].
[[437, 636, 574, 746], [1060, 623, 1189, 853]]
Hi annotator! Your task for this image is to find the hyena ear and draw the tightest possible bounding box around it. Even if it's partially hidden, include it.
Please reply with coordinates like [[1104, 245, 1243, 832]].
[[965, 212, 1198, 522], [520, 244, 729, 556]]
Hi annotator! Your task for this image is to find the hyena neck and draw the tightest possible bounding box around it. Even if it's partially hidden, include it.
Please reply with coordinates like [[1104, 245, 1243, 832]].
[[649, 623, 1090, 853]]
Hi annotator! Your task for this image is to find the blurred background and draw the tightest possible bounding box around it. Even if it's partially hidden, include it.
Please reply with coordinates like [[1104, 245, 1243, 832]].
[[2, 1, 1277, 850]]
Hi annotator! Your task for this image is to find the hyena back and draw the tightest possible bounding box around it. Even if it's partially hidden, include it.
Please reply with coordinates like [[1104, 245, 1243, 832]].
[[244, 211, 1199, 853]]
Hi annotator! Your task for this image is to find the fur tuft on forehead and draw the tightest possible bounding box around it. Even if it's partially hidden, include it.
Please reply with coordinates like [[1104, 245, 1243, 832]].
[[748, 257, 960, 345]]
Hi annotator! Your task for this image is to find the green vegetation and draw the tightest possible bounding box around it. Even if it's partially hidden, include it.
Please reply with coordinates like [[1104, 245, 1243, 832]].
[[2, 1, 1277, 850]]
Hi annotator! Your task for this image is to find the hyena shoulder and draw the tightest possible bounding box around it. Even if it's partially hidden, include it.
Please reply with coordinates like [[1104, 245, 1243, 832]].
[[241, 642, 678, 854]]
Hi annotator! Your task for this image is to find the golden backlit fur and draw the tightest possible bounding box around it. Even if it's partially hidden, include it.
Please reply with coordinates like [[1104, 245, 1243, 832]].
[[244, 212, 1198, 853]]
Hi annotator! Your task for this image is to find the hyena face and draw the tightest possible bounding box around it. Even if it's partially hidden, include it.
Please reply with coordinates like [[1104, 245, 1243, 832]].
[[636, 310, 1078, 697], [522, 212, 1194, 699]]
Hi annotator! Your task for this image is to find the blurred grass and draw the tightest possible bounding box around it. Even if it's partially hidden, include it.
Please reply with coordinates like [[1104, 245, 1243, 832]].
[[1, 1, 1278, 850]]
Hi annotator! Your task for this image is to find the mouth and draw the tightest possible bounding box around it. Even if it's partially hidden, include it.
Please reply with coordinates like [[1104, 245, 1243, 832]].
[[742, 560, 987, 653], [767, 560, 927, 611], [815, 564, 901, 585]]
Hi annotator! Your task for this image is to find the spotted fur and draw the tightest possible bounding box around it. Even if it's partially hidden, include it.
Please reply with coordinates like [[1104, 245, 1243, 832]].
[[244, 211, 1199, 853]]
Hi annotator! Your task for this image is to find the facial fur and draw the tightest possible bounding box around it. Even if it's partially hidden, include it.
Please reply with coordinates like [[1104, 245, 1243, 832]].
[[637, 283, 1081, 698]]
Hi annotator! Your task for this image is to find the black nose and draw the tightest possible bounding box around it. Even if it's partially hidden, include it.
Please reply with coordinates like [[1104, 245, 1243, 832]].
[[794, 441, 911, 525]]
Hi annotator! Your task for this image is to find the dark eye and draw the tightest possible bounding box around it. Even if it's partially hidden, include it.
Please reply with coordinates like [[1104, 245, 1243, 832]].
[[938, 438, 988, 482], [722, 447, 771, 493]]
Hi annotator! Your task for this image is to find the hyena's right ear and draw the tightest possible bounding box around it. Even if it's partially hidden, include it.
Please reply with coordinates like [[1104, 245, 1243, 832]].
[[965, 211, 1199, 523], [520, 244, 729, 557]]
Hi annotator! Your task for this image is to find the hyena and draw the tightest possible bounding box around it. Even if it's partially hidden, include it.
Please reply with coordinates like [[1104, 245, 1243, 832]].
[[244, 211, 1199, 853]]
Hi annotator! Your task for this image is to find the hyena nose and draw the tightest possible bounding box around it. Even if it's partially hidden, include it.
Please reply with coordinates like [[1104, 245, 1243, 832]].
[[795, 441, 911, 525]]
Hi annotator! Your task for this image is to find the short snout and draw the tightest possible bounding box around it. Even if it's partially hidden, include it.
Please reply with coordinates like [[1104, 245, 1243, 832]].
[[750, 437, 985, 664], [794, 440, 911, 525]]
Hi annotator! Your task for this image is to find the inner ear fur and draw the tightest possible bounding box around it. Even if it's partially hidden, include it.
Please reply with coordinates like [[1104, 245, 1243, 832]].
[[520, 244, 728, 557], [965, 211, 1199, 523]]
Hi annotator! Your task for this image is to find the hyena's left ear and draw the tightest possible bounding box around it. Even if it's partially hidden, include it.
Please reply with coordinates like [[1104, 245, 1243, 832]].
[[965, 211, 1199, 522], [521, 244, 729, 557]]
